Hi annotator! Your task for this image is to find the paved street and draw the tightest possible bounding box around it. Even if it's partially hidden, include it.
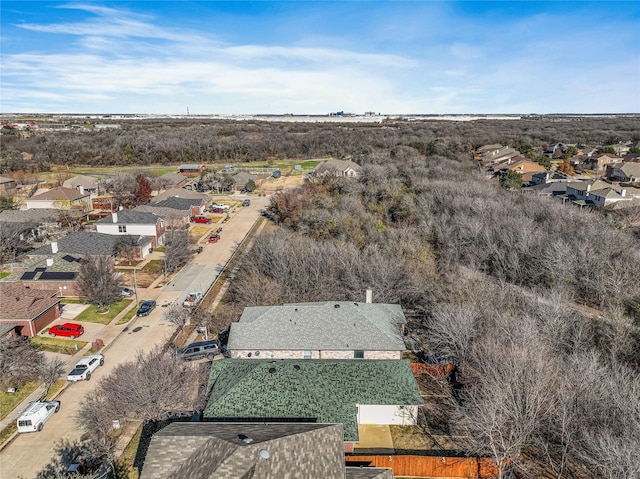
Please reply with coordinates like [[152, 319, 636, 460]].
[[0, 194, 270, 479]]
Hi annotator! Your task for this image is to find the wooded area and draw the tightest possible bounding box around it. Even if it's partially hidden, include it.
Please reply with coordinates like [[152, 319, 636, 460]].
[[4, 116, 639, 478]]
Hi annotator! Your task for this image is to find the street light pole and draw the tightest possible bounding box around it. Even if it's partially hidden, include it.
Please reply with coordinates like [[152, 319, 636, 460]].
[[133, 266, 139, 306]]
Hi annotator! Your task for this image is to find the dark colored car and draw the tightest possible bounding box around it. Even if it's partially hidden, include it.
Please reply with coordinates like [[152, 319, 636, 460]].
[[177, 340, 221, 361], [242, 199, 251, 207], [49, 323, 84, 339], [136, 300, 157, 317]]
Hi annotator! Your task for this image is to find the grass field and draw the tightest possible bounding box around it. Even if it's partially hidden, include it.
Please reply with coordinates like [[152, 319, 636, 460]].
[[73, 300, 133, 324], [0, 380, 39, 420], [31, 336, 88, 355]]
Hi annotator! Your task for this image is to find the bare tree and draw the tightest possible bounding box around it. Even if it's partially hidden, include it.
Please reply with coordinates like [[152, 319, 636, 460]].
[[39, 357, 65, 398], [162, 303, 192, 332], [112, 235, 139, 265], [163, 227, 191, 275], [0, 336, 44, 385], [77, 255, 121, 311]]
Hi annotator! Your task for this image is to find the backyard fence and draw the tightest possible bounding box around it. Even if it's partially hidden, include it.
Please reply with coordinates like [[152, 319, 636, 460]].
[[345, 455, 499, 478]]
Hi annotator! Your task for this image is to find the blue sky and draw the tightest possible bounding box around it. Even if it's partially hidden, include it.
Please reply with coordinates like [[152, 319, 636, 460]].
[[1, 1, 639, 114]]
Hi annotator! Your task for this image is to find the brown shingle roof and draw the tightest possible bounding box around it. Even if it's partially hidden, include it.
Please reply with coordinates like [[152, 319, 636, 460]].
[[30, 187, 89, 201], [0, 283, 59, 321]]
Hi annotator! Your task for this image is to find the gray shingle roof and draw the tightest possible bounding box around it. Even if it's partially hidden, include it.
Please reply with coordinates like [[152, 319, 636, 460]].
[[158, 172, 187, 185], [141, 422, 346, 479], [153, 197, 204, 210], [204, 359, 422, 441], [0, 208, 74, 224], [29, 187, 90, 201], [228, 301, 406, 352], [346, 468, 393, 479], [96, 209, 161, 225], [28, 232, 150, 256], [151, 190, 210, 203]]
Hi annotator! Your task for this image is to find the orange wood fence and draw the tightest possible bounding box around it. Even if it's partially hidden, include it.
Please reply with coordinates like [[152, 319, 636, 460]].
[[410, 362, 454, 377], [345, 455, 499, 478]]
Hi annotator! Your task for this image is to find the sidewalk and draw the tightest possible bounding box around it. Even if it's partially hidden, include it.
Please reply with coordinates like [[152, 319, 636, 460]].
[[0, 272, 167, 447]]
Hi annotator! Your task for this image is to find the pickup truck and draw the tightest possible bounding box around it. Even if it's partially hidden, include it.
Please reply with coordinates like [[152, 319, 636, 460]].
[[67, 354, 104, 382], [183, 291, 203, 307]]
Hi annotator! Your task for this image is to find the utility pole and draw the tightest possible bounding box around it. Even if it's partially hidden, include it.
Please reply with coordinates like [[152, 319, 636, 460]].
[[133, 266, 139, 306]]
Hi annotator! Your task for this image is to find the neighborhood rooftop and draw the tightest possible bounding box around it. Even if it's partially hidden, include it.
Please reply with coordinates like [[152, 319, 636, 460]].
[[228, 301, 407, 352], [204, 359, 422, 441]]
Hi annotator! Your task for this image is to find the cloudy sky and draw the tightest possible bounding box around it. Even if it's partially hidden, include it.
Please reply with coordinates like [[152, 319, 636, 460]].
[[1, 1, 638, 114]]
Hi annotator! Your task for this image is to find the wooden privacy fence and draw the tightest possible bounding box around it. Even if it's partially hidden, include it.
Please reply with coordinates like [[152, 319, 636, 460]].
[[345, 455, 499, 478], [411, 362, 454, 378]]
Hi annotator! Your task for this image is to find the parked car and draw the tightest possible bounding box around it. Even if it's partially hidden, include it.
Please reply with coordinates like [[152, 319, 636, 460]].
[[177, 340, 221, 361], [210, 207, 224, 214], [120, 287, 134, 297], [242, 199, 251, 207], [49, 323, 84, 339], [190, 216, 211, 224], [183, 291, 203, 308], [196, 246, 203, 254], [209, 234, 220, 243], [216, 226, 223, 233], [67, 354, 104, 382], [17, 400, 60, 433], [211, 203, 230, 211], [136, 300, 157, 317]]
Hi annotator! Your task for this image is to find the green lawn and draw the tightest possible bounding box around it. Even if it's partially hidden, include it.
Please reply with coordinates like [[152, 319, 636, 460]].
[[31, 336, 88, 355], [117, 307, 138, 325], [0, 380, 38, 420], [141, 259, 163, 274], [0, 272, 11, 279], [74, 299, 133, 324]]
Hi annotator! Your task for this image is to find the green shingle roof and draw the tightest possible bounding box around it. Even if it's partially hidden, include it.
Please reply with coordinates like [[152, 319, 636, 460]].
[[204, 359, 422, 441]]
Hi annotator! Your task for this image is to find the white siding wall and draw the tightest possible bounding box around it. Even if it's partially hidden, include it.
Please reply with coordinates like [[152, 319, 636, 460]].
[[96, 223, 162, 244], [357, 405, 418, 426]]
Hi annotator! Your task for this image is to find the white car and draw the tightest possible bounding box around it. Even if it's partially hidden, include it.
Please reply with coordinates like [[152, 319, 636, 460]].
[[211, 203, 230, 211], [67, 354, 104, 382], [17, 400, 60, 433]]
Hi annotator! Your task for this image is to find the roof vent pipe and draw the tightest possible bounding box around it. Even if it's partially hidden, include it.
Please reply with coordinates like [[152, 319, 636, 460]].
[[365, 288, 373, 304], [51, 241, 58, 254], [46, 258, 54, 267]]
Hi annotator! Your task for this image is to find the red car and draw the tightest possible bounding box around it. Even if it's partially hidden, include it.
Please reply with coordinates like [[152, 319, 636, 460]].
[[191, 216, 211, 224], [210, 208, 224, 214], [49, 323, 84, 339], [209, 234, 220, 243]]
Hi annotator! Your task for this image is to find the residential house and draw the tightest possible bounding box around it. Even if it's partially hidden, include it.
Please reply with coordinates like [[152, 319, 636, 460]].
[[95, 210, 165, 247], [479, 146, 520, 165], [28, 232, 152, 260], [203, 359, 422, 448], [140, 422, 393, 479], [0, 283, 60, 337], [526, 181, 568, 197], [25, 187, 91, 211], [544, 143, 568, 158], [606, 162, 640, 183], [62, 175, 99, 195], [156, 172, 190, 190], [563, 179, 612, 203], [7, 252, 83, 297], [530, 170, 572, 186], [583, 153, 622, 172], [0, 208, 82, 237], [586, 188, 631, 207], [151, 189, 211, 204], [232, 171, 258, 191], [149, 196, 207, 217], [0, 176, 17, 196], [228, 301, 407, 360], [178, 164, 206, 174], [312, 160, 362, 179]]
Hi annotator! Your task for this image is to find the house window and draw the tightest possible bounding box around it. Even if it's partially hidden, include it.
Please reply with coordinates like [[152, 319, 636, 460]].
[[303, 351, 312, 360], [354, 350, 364, 359], [118, 225, 127, 233]]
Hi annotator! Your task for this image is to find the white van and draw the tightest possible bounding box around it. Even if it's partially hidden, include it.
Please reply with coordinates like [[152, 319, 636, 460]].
[[17, 400, 60, 433]]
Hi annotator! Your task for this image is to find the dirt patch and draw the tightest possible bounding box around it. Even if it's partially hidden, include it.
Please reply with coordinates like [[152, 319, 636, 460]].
[[119, 271, 159, 289]]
